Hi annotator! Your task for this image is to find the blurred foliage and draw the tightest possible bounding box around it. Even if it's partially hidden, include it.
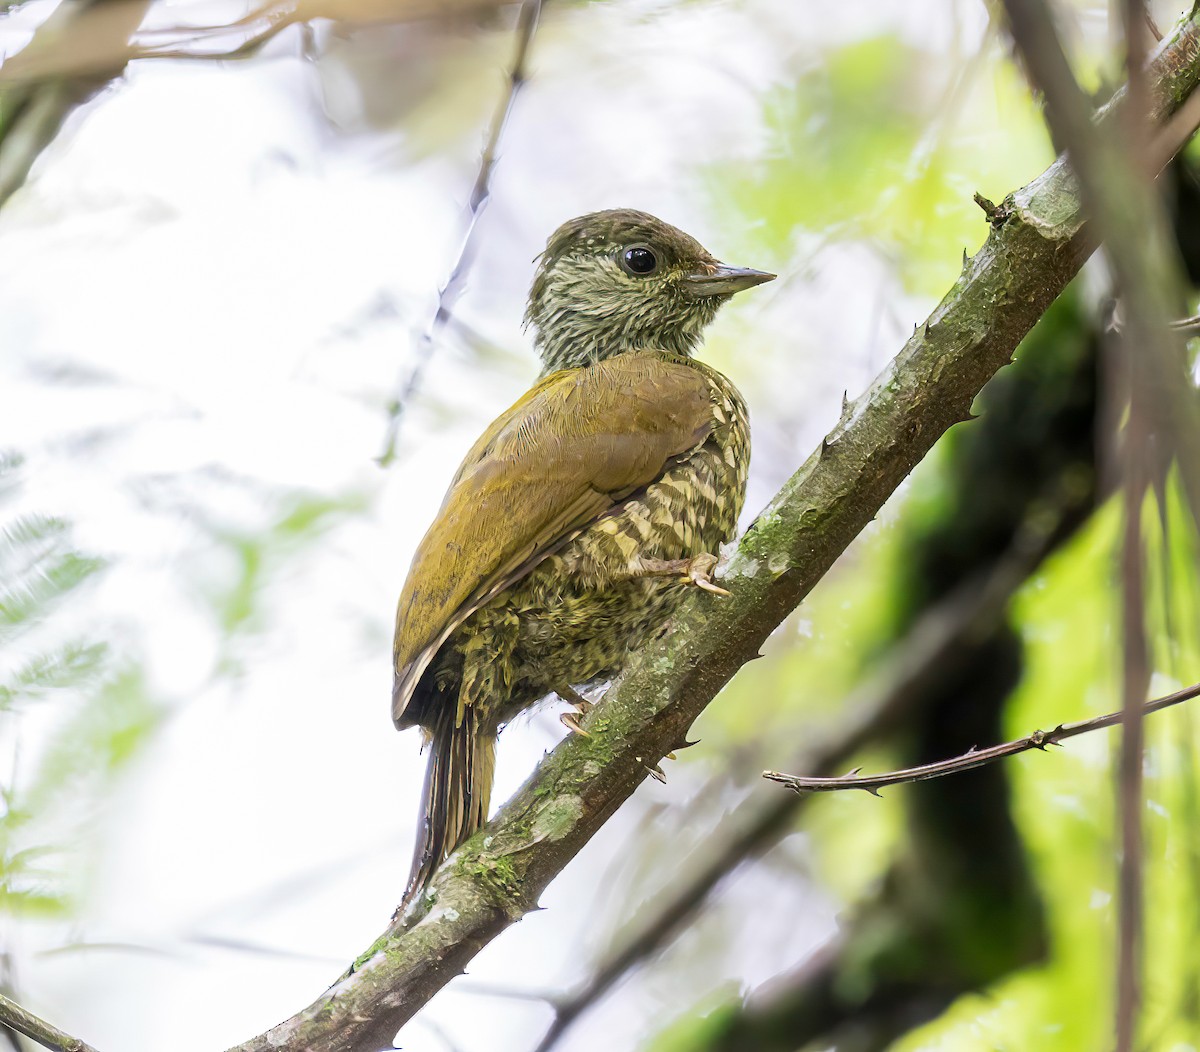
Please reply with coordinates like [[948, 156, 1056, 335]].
[[880, 162, 1200, 1052], [710, 34, 1053, 295], [0, 453, 160, 923], [891, 481, 1200, 1051], [193, 488, 369, 676]]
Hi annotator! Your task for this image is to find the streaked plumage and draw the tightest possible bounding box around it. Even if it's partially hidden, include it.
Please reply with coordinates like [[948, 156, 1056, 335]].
[[394, 209, 773, 903]]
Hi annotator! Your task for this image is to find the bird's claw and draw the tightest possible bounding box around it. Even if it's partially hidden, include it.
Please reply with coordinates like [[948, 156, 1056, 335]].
[[558, 685, 594, 736], [685, 553, 731, 597], [633, 553, 729, 595], [560, 712, 591, 737]]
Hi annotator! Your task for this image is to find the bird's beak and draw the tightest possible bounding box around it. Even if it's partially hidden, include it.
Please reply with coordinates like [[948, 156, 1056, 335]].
[[684, 263, 776, 298]]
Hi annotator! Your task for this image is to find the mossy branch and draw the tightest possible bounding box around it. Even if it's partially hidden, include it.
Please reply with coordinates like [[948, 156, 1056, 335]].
[[0, 991, 101, 1052], [218, 14, 1200, 1052]]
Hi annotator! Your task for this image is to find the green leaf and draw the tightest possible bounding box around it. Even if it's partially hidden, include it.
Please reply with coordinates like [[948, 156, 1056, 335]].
[[21, 667, 163, 819], [0, 511, 68, 565], [0, 449, 23, 502], [0, 641, 110, 711], [0, 885, 71, 919], [0, 550, 106, 636]]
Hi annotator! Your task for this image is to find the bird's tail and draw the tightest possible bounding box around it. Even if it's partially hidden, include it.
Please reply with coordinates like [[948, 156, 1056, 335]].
[[403, 705, 496, 907]]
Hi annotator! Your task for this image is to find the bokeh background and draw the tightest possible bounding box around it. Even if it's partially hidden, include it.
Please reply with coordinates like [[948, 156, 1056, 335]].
[[2, 1, 1198, 1050]]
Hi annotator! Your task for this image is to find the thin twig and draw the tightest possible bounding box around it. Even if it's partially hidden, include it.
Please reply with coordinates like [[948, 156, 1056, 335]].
[[0, 955, 21, 1052], [452, 979, 557, 1002], [0, 991, 100, 1052], [131, 0, 510, 45], [133, 0, 292, 39], [1116, 4, 1153, 1047], [1169, 313, 1200, 331], [1117, 391, 1150, 1052], [377, 0, 543, 466], [130, 20, 297, 61], [1150, 68, 1200, 170], [762, 681, 1200, 794]]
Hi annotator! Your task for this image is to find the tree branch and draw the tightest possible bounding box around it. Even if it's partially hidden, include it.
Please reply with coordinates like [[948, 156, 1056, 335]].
[[0, 991, 100, 1052], [0, 3, 514, 74], [0, 0, 151, 210], [130, 1, 511, 44], [763, 680, 1200, 794], [220, 14, 1200, 1052], [129, 20, 299, 63]]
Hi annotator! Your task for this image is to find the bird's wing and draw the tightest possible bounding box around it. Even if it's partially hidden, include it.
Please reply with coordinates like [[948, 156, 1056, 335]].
[[392, 353, 714, 726]]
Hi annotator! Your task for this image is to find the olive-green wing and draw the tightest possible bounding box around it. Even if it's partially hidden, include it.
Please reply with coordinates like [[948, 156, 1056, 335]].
[[392, 353, 713, 726]]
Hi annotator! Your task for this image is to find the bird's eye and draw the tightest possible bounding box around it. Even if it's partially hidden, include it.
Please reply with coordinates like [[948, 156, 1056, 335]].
[[620, 245, 659, 276]]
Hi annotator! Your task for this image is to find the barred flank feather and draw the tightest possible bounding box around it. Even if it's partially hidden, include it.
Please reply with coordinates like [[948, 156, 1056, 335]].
[[403, 704, 496, 905]]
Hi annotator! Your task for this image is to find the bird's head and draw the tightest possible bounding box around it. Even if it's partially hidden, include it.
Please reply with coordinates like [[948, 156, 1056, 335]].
[[525, 209, 775, 374]]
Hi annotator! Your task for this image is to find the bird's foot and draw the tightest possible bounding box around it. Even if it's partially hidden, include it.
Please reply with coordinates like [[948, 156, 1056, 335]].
[[684, 553, 731, 596], [559, 712, 590, 736], [558, 684, 594, 736], [635, 553, 730, 596]]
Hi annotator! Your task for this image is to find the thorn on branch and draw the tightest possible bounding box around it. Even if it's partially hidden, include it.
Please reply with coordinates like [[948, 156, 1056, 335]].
[[974, 191, 1012, 226], [1168, 312, 1200, 332], [636, 755, 668, 783]]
